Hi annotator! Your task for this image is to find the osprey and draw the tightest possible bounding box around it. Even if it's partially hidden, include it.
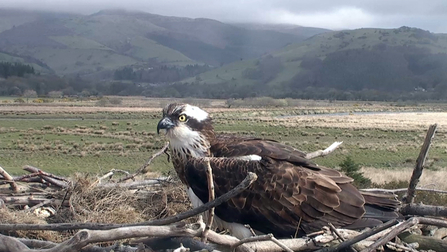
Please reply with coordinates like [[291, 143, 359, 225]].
[[157, 103, 399, 239]]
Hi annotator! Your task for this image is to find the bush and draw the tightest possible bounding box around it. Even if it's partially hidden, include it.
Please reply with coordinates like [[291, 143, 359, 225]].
[[339, 156, 371, 188], [109, 97, 122, 105], [14, 98, 25, 103], [96, 98, 108, 107]]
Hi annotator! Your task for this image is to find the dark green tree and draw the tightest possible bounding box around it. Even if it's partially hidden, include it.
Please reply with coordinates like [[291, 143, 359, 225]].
[[339, 156, 371, 188]]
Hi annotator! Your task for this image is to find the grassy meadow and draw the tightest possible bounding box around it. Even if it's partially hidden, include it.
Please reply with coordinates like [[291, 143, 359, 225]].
[[0, 97, 446, 190]]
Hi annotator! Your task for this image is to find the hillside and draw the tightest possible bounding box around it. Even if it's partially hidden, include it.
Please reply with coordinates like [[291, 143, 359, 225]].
[[0, 9, 321, 79], [180, 26, 447, 100]]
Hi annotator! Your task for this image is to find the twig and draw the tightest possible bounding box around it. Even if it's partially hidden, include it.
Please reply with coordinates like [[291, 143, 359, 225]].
[[315, 219, 398, 252], [306, 141, 343, 159], [405, 124, 437, 204], [0, 166, 18, 192], [118, 142, 169, 183], [328, 223, 357, 252], [0, 172, 258, 231], [202, 157, 215, 242], [231, 234, 293, 252], [360, 218, 419, 252]]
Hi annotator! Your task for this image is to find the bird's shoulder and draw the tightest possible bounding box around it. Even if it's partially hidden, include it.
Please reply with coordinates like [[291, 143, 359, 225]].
[[210, 134, 352, 183]]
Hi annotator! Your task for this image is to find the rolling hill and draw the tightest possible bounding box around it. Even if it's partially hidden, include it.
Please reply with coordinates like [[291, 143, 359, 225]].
[[0, 9, 326, 78], [183, 26, 447, 100]]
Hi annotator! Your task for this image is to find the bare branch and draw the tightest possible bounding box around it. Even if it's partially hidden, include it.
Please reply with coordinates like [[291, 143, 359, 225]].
[[231, 234, 293, 252], [306, 141, 343, 159], [360, 218, 419, 252], [315, 219, 398, 252], [23, 166, 69, 188], [327, 223, 357, 252], [0, 166, 18, 192], [401, 203, 447, 217], [201, 157, 215, 242], [98, 178, 171, 189], [118, 142, 169, 183], [405, 124, 437, 204], [361, 187, 447, 195]]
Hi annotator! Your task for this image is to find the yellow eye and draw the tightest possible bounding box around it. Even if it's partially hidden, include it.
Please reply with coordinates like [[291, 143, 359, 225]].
[[178, 114, 187, 122]]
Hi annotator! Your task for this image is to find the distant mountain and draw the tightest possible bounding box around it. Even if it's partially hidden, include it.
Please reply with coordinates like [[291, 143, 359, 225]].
[[0, 8, 325, 78], [180, 26, 447, 100], [232, 23, 330, 38]]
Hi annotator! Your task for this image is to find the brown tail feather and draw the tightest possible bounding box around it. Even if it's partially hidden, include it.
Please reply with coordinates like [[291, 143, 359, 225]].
[[361, 191, 401, 210], [361, 191, 401, 222]]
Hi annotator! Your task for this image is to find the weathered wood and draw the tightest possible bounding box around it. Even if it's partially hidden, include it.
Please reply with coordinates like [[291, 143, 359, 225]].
[[98, 178, 170, 189], [401, 203, 447, 217], [405, 124, 437, 204], [315, 219, 398, 252], [0, 223, 203, 252], [360, 218, 419, 252], [306, 141, 343, 159], [399, 231, 447, 251], [0, 195, 63, 207], [361, 187, 447, 195], [202, 157, 215, 242], [0, 166, 18, 192], [23, 166, 69, 189], [231, 234, 294, 252]]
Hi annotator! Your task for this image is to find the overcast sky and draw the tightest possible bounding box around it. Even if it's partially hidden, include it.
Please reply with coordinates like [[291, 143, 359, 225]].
[[3, 0, 447, 33]]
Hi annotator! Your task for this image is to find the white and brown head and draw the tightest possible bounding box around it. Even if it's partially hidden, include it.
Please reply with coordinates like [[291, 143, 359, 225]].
[[157, 103, 214, 159]]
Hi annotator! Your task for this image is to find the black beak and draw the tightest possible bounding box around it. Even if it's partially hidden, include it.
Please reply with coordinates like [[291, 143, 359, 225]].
[[157, 117, 175, 134]]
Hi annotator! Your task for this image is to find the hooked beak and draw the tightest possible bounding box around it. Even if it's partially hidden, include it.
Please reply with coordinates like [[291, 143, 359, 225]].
[[157, 117, 175, 134]]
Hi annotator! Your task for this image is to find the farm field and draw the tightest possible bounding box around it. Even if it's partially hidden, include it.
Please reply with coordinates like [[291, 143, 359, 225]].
[[0, 97, 446, 189]]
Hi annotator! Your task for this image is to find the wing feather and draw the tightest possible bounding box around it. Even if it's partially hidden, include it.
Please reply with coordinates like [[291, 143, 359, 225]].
[[184, 157, 366, 237]]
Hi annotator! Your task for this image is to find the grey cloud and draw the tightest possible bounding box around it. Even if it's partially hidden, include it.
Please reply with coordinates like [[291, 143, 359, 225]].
[[2, 0, 447, 32]]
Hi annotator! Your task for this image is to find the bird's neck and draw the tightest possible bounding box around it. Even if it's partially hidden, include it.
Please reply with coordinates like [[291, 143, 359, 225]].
[[169, 133, 211, 185]]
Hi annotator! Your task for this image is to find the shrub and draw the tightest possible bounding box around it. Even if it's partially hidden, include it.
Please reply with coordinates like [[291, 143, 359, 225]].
[[109, 97, 123, 105], [339, 156, 371, 188]]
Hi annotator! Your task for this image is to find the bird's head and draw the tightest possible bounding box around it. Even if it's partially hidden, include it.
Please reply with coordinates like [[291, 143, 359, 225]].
[[157, 103, 214, 157]]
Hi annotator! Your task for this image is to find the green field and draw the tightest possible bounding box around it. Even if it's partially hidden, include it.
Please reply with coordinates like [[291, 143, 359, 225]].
[[0, 102, 445, 178]]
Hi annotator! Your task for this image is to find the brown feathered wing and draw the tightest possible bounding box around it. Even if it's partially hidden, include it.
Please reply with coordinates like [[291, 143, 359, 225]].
[[184, 135, 399, 237]]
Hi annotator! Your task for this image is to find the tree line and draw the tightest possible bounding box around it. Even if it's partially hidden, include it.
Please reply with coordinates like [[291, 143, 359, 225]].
[[0, 62, 35, 79]]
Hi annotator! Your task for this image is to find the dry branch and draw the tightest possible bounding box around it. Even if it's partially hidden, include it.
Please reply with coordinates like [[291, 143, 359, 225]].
[[361, 187, 447, 195], [401, 203, 447, 217], [0, 223, 203, 252], [23, 165, 69, 189], [202, 157, 215, 242], [360, 218, 419, 252], [231, 234, 293, 252], [117, 141, 169, 183], [315, 219, 398, 252], [306, 141, 343, 159], [0, 166, 18, 192], [405, 124, 437, 204], [98, 178, 171, 189]]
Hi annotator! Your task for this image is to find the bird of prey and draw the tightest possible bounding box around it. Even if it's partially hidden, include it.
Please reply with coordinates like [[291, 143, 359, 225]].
[[157, 103, 400, 239]]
